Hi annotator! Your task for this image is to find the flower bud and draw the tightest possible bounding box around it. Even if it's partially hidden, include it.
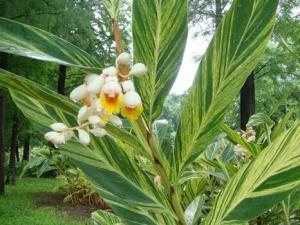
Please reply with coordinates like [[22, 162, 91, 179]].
[[117, 52, 131, 65], [78, 129, 90, 145], [109, 115, 122, 127], [77, 106, 89, 124], [88, 115, 103, 126], [124, 91, 142, 108], [104, 75, 118, 83], [129, 63, 147, 76], [121, 80, 135, 93], [87, 75, 104, 94], [102, 81, 122, 97], [103, 66, 118, 77], [91, 128, 107, 137], [50, 123, 68, 132], [85, 74, 99, 84], [70, 84, 87, 102], [44, 131, 65, 145]]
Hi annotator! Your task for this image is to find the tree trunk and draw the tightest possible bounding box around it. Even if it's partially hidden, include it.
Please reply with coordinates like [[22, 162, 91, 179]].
[[6, 113, 18, 185], [0, 53, 8, 195], [0, 90, 5, 195], [240, 72, 256, 130], [57, 65, 67, 95], [15, 145, 19, 162], [215, 0, 222, 28], [22, 134, 30, 161]]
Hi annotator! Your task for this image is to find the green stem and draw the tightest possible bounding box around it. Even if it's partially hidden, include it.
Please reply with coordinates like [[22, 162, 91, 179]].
[[281, 201, 290, 225]]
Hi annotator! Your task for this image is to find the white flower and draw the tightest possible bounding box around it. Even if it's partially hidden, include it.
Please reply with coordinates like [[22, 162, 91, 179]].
[[117, 52, 131, 65], [103, 66, 118, 77], [78, 129, 90, 145], [102, 81, 122, 97], [50, 123, 68, 132], [88, 115, 103, 126], [85, 74, 99, 84], [109, 115, 122, 127], [44, 131, 65, 145], [91, 128, 107, 137], [77, 106, 90, 124], [44, 131, 60, 142], [247, 135, 256, 142], [121, 80, 135, 93], [70, 84, 87, 102], [104, 75, 118, 83], [124, 91, 141, 108], [87, 75, 104, 94], [129, 63, 148, 76], [234, 144, 246, 156]]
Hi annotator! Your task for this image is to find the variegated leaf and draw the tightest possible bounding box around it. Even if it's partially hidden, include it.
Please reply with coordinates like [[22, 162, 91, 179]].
[[132, 0, 188, 126], [205, 122, 300, 224], [0, 17, 101, 71], [173, 0, 279, 179]]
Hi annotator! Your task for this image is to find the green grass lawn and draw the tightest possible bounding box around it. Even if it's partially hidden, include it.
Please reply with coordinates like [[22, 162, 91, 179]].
[[0, 178, 92, 225]]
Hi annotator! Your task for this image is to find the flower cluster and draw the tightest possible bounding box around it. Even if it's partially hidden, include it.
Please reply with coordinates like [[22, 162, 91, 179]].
[[233, 126, 256, 156], [45, 52, 147, 146]]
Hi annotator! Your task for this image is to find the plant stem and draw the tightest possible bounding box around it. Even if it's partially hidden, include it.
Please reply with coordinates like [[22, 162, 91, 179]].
[[281, 201, 291, 225], [111, 16, 186, 225]]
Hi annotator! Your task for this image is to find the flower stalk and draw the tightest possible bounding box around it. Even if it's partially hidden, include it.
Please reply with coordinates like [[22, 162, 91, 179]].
[[111, 16, 187, 225]]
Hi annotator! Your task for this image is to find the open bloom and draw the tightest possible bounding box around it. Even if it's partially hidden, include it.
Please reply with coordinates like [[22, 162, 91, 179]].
[[121, 91, 143, 120], [100, 81, 123, 114]]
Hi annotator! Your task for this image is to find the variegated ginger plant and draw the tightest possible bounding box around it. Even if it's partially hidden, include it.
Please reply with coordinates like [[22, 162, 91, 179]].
[[1, 0, 300, 224]]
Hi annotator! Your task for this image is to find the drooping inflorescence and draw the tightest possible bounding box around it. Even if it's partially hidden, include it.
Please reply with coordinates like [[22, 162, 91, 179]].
[[44, 52, 147, 146]]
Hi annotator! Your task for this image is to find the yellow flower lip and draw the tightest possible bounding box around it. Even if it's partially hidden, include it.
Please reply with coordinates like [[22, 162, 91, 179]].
[[101, 92, 123, 114], [121, 103, 143, 120]]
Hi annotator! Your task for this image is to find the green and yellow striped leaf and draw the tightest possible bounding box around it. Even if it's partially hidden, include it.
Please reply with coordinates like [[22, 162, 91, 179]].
[[205, 122, 300, 224], [0, 17, 101, 71], [174, 0, 279, 178], [92, 210, 123, 225], [132, 0, 188, 126], [0, 69, 177, 224]]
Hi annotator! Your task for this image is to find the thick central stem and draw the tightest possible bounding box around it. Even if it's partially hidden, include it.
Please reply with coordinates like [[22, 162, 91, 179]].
[[111, 17, 186, 225]]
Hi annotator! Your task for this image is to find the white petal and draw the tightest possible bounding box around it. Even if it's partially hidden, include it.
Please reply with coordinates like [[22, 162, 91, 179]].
[[117, 52, 131, 65], [124, 91, 141, 108], [102, 81, 122, 95], [44, 131, 60, 142], [109, 115, 122, 127], [50, 123, 68, 132], [70, 84, 87, 102], [77, 106, 89, 124], [88, 115, 102, 125], [78, 129, 90, 145], [104, 75, 118, 83], [91, 128, 107, 137], [85, 74, 99, 84], [103, 66, 118, 77], [53, 133, 66, 145], [121, 80, 135, 92], [129, 63, 147, 77], [87, 76, 104, 94]]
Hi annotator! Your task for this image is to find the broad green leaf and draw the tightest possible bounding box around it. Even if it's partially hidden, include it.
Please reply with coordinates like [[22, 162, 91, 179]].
[[0, 69, 177, 224], [92, 210, 124, 225], [132, 0, 188, 126], [205, 122, 300, 224], [174, 0, 279, 178], [0, 17, 101, 71]]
